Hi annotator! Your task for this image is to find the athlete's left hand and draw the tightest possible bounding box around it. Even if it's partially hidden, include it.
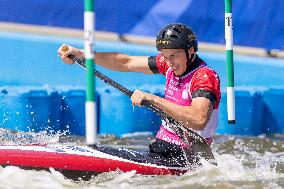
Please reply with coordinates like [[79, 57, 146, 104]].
[[131, 90, 152, 106]]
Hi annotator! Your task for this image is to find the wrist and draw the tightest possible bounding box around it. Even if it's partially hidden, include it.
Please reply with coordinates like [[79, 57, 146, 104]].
[[78, 49, 85, 60], [78, 49, 96, 60], [147, 93, 156, 103]]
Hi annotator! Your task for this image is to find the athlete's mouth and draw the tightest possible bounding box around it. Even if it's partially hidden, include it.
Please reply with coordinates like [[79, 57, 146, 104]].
[[172, 65, 178, 71]]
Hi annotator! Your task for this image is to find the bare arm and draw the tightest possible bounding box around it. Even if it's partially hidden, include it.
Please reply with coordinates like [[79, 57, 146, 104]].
[[131, 91, 213, 131], [95, 52, 153, 74], [58, 44, 153, 74]]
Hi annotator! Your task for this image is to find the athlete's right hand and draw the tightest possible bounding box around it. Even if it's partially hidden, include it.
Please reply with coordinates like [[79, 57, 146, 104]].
[[57, 44, 84, 64]]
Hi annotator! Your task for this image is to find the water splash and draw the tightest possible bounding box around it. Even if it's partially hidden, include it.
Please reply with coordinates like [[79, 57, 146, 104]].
[[0, 128, 65, 146], [0, 134, 283, 189]]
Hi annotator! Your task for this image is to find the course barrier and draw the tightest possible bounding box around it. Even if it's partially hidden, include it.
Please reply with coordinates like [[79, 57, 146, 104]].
[[0, 89, 61, 132], [0, 86, 283, 136], [262, 88, 284, 134], [0, 32, 284, 136]]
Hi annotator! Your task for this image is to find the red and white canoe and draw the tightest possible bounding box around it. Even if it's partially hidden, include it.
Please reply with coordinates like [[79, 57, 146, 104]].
[[0, 145, 189, 180]]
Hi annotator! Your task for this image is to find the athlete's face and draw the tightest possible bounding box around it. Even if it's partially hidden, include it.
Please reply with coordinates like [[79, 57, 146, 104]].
[[161, 48, 193, 76]]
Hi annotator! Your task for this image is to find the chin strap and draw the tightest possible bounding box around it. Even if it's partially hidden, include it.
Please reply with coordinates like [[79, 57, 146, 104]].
[[184, 49, 195, 70]]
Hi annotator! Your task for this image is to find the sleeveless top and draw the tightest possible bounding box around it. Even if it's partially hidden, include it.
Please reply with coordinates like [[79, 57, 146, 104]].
[[152, 54, 221, 147]]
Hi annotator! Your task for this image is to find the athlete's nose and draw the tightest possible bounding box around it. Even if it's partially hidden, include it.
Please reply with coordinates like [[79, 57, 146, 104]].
[[167, 59, 175, 67]]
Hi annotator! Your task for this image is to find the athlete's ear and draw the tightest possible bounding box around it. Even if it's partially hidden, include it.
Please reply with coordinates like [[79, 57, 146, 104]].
[[186, 47, 194, 55], [189, 47, 195, 54]]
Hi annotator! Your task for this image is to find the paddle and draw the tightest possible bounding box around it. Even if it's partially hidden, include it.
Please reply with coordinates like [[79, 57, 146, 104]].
[[61, 46, 215, 164]]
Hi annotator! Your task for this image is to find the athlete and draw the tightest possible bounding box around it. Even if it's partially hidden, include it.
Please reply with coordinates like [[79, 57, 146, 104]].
[[58, 23, 220, 167]]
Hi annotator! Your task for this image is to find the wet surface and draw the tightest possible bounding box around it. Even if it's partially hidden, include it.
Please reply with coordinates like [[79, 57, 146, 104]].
[[0, 129, 283, 189]]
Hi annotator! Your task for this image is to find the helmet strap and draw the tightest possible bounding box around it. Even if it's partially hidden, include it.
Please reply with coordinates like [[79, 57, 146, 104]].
[[185, 49, 194, 63], [185, 49, 190, 61], [183, 49, 194, 76]]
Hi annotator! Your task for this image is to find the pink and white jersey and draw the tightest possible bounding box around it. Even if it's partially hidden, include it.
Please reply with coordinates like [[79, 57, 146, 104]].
[[153, 54, 221, 147]]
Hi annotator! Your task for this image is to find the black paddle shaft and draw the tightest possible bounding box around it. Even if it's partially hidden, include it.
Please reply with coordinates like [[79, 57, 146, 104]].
[[68, 54, 215, 162]]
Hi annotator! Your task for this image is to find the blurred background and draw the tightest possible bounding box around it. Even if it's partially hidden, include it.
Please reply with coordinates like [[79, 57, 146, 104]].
[[0, 0, 284, 137]]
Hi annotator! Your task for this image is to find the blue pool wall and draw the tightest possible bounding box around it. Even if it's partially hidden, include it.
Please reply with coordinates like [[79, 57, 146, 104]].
[[1, 32, 284, 136], [1, 86, 284, 136]]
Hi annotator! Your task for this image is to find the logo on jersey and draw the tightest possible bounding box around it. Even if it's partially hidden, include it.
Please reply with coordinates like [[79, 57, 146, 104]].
[[182, 89, 188, 99]]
